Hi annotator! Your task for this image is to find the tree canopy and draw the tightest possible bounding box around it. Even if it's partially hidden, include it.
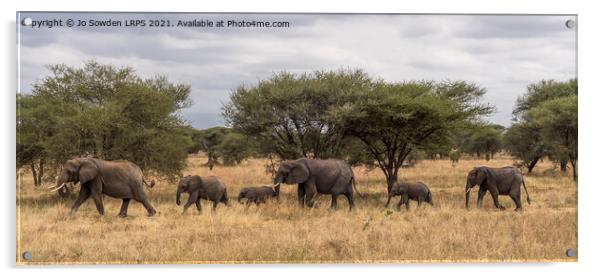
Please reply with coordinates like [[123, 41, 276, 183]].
[[334, 81, 492, 191], [223, 69, 371, 160], [224, 70, 492, 192], [17, 61, 193, 185], [507, 79, 577, 180]]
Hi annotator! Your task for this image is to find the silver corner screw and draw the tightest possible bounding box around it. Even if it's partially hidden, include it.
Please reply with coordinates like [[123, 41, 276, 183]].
[[565, 249, 576, 257], [565, 19, 576, 29], [21, 17, 32, 26], [22, 251, 32, 260]]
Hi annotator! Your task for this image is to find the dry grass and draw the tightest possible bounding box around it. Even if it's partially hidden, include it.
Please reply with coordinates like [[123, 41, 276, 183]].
[[16, 155, 577, 264]]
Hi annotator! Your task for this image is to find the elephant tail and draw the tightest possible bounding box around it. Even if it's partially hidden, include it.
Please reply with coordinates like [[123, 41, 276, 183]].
[[522, 178, 531, 205], [143, 178, 155, 188], [351, 177, 363, 198]]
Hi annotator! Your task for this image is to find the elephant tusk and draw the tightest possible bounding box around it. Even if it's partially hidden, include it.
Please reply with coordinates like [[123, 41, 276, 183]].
[[272, 182, 281, 188], [50, 183, 66, 192], [466, 187, 472, 193]]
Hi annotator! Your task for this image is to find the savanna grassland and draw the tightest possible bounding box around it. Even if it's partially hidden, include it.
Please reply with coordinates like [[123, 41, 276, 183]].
[[16, 155, 577, 264]]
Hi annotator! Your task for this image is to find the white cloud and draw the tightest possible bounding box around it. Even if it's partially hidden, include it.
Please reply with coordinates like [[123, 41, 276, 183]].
[[18, 13, 576, 127]]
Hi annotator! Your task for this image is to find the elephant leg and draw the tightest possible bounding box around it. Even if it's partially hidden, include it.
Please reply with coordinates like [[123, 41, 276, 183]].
[[141, 198, 156, 216], [510, 192, 522, 211], [477, 187, 487, 208], [404, 195, 410, 211], [304, 183, 317, 208], [305, 192, 316, 208], [490, 191, 505, 210], [212, 201, 219, 211], [345, 193, 355, 211], [182, 191, 198, 214], [182, 201, 193, 214], [90, 183, 104, 216], [297, 184, 305, 208], [195, 198, 202, 212], [330, 195, 338, 210], [133, 186, 156, 216], [417, 197, 423, 208], [91, 193, 104, 216], [118, 198, 131, 218], [70, 185, 91, 215], [396, 197, 403, 211]]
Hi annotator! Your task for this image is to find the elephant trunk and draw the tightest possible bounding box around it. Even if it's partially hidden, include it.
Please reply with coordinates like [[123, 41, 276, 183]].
[[465, 181, 472, 209], [176, 188, 182, 206]]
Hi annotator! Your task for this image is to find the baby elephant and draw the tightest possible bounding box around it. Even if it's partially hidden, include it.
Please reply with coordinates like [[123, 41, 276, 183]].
[[238, 185, 279, 205], [385, 181, 433, 210], [176, 175, 229, 214]]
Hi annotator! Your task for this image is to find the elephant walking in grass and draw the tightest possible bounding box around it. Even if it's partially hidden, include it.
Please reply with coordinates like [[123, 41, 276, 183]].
[[176, 175, 228, 213], [273, 158, 361, 211], [51, 158, 156, 217], [238, 185, 279, 205], [465, 166, 531, 211], [385, 181, 433, 210]]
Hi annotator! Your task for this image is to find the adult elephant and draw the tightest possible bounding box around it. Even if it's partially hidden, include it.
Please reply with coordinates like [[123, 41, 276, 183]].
[[273, 158, 360, 210], [465, 166, 531, 211], [50, 158, 156, 217]]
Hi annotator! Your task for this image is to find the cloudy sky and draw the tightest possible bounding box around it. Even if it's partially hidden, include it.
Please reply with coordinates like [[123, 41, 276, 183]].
[[18, 13, 576, 128]]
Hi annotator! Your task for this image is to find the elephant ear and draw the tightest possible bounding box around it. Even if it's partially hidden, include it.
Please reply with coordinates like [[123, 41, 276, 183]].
[[78, 159, 99, 184], [476, 167, 489, 186], [190, 176, 203, 191], [287, 161, 310, 184]]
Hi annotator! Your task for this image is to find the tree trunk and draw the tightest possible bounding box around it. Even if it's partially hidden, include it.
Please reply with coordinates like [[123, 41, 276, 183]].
[[560, 160, 568, 172], [37, 158, 44, 186], [30, 161, 39, 187], [386, 171, 398, 194], [527, 157, 540, 174], [570, 159, 577, 182]]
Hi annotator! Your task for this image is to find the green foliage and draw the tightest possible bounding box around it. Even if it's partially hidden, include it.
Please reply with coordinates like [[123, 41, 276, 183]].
[[190, 126, 255, 168], [508, 79, 577, 180], [527, 95, 578, 180], [514, 79, 578, 117], [223, 69, 372, 160], [334, 81, 492, 190], [503, 123, 546, 173], [224, 71, 491, 191], [461, 123, 504, 161], [17, 61, 192, 183], [218, 132, 253, 166]]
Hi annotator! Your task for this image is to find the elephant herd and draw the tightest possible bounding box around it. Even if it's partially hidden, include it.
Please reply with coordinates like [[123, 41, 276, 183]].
[[47, 157, 531, 217]]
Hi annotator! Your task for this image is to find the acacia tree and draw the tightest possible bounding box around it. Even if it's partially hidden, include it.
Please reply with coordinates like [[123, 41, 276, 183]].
[[509, 79, 577, 177], [528, 95, 578, 180], [17, 61, 193, 186], [503, 123, 546, 173], [466, 124, 504, 160], [189, 127, 255, 169], [223, 70, 371, 160], [334, 81, 492, 192], [17, 94, 81, 186]]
